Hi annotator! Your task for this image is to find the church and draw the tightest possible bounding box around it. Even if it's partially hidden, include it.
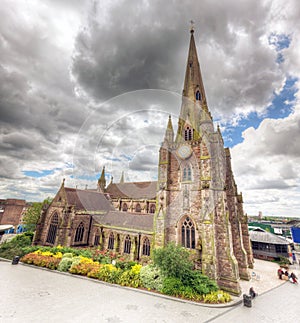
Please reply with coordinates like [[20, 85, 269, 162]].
[[34, 27, 253, 295]]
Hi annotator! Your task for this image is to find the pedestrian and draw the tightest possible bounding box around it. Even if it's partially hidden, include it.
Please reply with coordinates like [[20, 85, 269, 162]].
[[249, 287, 257, 299], [290, 272, 298, 284], [292, 252, 296, 264], [277, 268, 283, 279], [284, 270, 289, 280]]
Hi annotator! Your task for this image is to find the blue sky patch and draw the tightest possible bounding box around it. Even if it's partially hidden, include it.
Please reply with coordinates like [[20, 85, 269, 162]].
[[23, 169, 55, 178], [222, 76, 298, 148], [268, 33, 291, 63], [268, 33, 291, 51]]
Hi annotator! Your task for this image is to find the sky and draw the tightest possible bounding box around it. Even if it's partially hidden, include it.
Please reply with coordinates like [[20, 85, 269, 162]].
[[0, 0, 300, 217]]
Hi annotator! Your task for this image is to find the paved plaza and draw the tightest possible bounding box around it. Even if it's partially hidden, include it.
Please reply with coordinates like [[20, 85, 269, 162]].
[[1, 259, 299, 322]]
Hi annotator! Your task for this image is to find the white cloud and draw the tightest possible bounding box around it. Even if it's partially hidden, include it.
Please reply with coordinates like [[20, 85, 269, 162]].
[[0, 0, 299, 218]]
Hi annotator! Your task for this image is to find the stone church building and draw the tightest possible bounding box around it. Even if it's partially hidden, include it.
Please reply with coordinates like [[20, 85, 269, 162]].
[[34, 28, 253, 295]]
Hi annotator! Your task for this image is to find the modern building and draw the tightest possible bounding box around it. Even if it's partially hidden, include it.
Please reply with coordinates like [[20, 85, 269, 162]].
[[249, 228, 291, 260], [34, 27, 253, 295]]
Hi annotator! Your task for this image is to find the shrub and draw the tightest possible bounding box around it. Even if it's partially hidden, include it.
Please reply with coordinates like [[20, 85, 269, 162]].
[[57, 257, 73, 272], [88, 264, 121, 283], [68, 256, 100, 276], [0, 232, 34, 260], [153, 243, 193, 279], [62, 253, 73, 259], [115, 260, 137, 271], [140, 265, 163, 291], [119, 264, 142, 288], [203, 290, 232, 304], [182, 270, 218, 295], [91, 249, 117, 264], [161, 277, 185, 297], [21, 252, 61, 270]]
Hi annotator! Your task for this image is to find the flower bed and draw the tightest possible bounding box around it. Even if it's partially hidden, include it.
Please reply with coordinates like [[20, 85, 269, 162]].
[[20, 245, 232, 304]]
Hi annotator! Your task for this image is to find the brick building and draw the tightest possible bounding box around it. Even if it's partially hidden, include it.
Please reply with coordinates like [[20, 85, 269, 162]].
[[34, 28, 253, 295], [0, 198, 27, 228]]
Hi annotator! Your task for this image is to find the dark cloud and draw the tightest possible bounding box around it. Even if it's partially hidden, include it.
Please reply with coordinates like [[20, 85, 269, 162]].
[[0, 0, 299, 217]]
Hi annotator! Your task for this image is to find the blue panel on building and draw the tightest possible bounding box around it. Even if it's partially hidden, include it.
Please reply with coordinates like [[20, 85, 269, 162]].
[[291, 227, 300, 243]]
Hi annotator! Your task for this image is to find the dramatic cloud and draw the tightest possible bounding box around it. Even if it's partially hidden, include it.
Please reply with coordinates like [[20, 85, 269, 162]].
[[0, 0, 300, 217]]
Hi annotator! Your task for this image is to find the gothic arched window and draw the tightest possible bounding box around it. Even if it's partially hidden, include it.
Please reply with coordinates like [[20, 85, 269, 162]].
[[195, 90, 201, 101], [108, 232, 114, 250], [184, 127, 193, 141], [135, 203, 141, 213], [74, 222, 84, 243], [46, 213, 59, 244], [149, 204, 156, 214], [183, 166, 192, 181], [122, 203, 128, 212], [124, 235, 131, 254], [94, 229, 100, 246], [142, 237, 151, 256], [181, 216, 195, 249]]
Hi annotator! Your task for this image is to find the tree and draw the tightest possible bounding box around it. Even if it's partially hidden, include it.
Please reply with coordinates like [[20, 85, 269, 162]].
[[153, 243, 193, 279], [23, 198, 52, 232]]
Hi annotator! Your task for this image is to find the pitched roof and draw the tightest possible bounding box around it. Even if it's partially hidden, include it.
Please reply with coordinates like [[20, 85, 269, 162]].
[[250, 230, 290, 245], [64, 187, 114, 212], [106, 181, 157, 199], [93, 211, 154, 233]]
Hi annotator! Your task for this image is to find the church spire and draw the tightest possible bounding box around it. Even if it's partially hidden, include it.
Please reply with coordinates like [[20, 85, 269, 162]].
[[182, 27, 207, 107], [119, 171, 125, 183], [163, 115, 174, 144], [176, 26, 212, 143], [97, 166, 106, 192]]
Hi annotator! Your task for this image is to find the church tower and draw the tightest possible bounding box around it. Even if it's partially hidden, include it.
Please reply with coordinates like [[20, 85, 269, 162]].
[[154, 27, 252, 295]]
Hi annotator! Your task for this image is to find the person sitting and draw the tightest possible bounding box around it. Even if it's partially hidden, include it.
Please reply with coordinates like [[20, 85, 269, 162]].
[[277, 268, 283, 279], [249, 287, 257, 299], [290, 272, 298, 284], [284, 270, 289, 280]]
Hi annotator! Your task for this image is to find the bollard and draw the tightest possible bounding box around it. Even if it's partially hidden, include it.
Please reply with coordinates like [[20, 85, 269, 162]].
[[12, 256, 20, 265], [243, 294, 252, 307]]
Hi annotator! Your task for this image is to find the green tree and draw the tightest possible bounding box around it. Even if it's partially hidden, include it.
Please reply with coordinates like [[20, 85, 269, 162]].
[[153, 243, 193, 279], [23, 198, 52, 231]]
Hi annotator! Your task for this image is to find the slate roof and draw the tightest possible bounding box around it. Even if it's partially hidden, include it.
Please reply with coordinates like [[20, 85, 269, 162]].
[[64, 188, 114, 212], [93, 211, 154, 233], [250, 230, 290, 245], [106, 181, 157, 199]]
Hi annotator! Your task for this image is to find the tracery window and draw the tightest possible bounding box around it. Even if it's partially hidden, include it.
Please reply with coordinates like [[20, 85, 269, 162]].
[[135, 203, 142, 213], [142, 237, 151, 256], [183, 166, 192, 181], [122, 203, 128, 212], [181, 216, 195, 249], [124, 235, 131, 254], [108, 232, 114, 250], [74, 222, 84, 243], [149, 204, 156, 214], [46, 213, 59, 244], [184, 127, 193, 141]]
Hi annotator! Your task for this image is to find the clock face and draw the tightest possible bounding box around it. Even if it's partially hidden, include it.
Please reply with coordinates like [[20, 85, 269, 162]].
[[177, 144, 192, 159]]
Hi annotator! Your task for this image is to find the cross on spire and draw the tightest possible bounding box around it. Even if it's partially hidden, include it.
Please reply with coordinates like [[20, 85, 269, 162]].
[[190, 20, 195, 33]]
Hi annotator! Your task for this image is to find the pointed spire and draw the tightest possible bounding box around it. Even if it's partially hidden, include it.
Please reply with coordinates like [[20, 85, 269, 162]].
[[97, 166, 106, 192], [164, 115, 174, 144], [120, 171, 124, 183], [182, 27, 207, 107], [176, 26, 212, 143]]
